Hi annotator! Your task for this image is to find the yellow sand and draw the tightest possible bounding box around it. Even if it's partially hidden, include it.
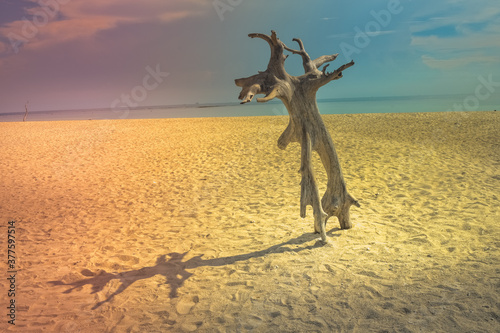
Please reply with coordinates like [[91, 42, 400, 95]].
[[0, 111, 498, 332]]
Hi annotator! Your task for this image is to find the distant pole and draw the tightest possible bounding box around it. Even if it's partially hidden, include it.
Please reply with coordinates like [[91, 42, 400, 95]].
[[23, 101, 29, 122]]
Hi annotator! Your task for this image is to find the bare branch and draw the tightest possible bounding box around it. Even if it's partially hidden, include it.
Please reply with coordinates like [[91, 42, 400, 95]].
[[248, 32, 273, 44], [327, 60, 355, 79], [283, 38, 317, 74], [292, 38, 306, 52], [322, 64, 330, 75], [239, 84, 261, 104], [311, 60, 355, 90], [256, 85, 279, 103], [249, 30, 288, 79], [282, 38, 306, 55], [312, 53, 339, 69], [235, 73, 284, 104], [277, 119, 295, 150]]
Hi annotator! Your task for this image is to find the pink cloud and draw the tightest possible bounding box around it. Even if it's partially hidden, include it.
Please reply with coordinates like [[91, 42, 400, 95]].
[[0, 0, 211, 54], [0, 41, 7, 54]]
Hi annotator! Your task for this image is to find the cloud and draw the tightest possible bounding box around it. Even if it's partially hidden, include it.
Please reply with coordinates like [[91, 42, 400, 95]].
[[328, 30, 395, 39], [0, 0, 211, 54], [409, 1, 500, 69], [410, 1, 500, 35], [59, 0, 210, 23], [409, 1, 500, 41], [411, 29, 500, 53], [421, 54, 500, 69], [411, 33, 500, 52], [327, 32, 355, 39], [0, 40, 7, 53], [366, 30, 396, 37]]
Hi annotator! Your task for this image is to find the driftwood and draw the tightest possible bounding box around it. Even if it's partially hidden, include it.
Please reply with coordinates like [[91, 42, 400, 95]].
[[235, 31, 360, 243]]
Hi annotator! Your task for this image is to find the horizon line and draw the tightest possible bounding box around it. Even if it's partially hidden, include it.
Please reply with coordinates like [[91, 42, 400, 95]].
[[0, 93, 475, 115]]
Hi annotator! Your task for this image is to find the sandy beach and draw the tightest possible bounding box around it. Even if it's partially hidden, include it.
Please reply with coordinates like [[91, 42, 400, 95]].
[[0, 111, 498, 332]]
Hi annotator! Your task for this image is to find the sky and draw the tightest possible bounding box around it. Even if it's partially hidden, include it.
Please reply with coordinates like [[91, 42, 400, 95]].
[[0, 0, 499, 113]]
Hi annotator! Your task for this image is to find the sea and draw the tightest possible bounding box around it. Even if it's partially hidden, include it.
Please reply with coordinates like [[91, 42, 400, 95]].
[[0, 95, 498, 122]]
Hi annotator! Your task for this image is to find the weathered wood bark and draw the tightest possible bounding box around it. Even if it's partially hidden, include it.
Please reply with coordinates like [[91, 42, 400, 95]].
[[235, 31, 360, 243]]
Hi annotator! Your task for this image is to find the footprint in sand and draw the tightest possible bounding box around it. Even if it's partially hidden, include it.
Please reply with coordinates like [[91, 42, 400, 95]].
[[181, 321, 203, 332], [176, 296, 200, 315]]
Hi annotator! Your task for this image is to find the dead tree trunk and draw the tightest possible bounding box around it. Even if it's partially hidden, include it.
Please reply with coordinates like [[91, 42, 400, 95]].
[[235, 31, 360, 243]]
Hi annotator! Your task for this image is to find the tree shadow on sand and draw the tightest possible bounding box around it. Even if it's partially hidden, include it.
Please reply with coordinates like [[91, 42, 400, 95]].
[[49, 230, 340, 309]]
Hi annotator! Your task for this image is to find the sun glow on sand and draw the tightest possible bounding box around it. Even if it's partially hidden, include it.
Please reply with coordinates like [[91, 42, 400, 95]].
[[0, 111, 498, 331]]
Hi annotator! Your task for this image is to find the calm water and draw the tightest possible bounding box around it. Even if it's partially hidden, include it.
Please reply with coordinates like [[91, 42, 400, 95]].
[[1, 95, 498, 122]]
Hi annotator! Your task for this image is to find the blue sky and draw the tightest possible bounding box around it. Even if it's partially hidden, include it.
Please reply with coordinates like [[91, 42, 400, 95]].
[[0, 0, 499, 113]]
